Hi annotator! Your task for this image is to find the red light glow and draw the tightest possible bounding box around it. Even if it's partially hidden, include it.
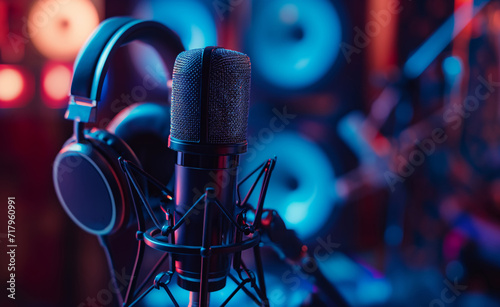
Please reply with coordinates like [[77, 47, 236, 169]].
[[42, 62, 72, 108], [28, 0, 100, 61], [0, 65, 33, 108], [0, 68, 24, 101]]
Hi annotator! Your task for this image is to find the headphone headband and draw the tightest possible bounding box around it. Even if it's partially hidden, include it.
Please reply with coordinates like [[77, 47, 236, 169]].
[[65, 17, 184, 123]]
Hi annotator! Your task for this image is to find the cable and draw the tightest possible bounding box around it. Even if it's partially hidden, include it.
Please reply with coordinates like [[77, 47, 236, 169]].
[[98, 235, 124, 306]]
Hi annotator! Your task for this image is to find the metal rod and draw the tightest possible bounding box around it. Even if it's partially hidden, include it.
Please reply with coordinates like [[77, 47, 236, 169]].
[[228, 273, 261, 306], [133, 253, 169, 297], [119, 158, 147, 306], [121, 159, 163, 230], [253, 159, 275, 228], [123, 240, 146, 306], [167, 209, 176, 274], [189, 292, 199, 307], [232, 216, 244, 271], [239, 162, 267, 208], [170, 194, 206, 233], [253, 245, 269, 305], [238, 161, 267, 186], [304, 256, 350, 307], [74, 120, 85, 143], [199, 188, 214, 307], [124, 158, 174, 198], [220, 278, 253, 307], [161, 284, 180, 307], [214, 199, 247, 232], [239, 259, 266, 301], [128, 284, 154, 307]]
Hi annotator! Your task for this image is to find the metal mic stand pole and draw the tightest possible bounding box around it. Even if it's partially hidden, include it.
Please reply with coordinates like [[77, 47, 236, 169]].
[[198, 188, 216, 307], [188, 292, 210, 307]]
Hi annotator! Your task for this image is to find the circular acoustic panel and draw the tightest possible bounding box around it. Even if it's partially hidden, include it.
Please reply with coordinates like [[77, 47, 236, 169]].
[[240, 132, 339, 239], [131, 0, 217, 88], [248, 0, 343, 89], [28, 0, 100, 61], [133, 0, 216, 50]]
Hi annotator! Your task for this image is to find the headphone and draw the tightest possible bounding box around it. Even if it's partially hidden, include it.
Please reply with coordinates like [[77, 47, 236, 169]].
[[53, 17, 184, 236]]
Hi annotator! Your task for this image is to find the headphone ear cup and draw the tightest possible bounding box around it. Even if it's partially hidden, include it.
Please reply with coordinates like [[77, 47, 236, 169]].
[[53, 129, 141, 236], [107, 103, 176, 189], [53, 136, 126, 236]]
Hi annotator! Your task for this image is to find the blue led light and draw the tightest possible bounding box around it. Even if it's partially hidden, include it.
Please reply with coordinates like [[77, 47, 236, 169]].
[[443, 56, 463, 77], [249, 0, 342, 88], [403, 1, 489, 79], [337, 111, 377, 164]]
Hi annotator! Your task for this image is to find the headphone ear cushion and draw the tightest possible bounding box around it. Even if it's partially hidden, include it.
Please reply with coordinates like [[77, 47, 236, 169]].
[[53, 136, 126, 236], [107, 103, 176, 188], [87, 128, 145, 227], [88, 128, 142, 170], [53, 129, 142, 236]]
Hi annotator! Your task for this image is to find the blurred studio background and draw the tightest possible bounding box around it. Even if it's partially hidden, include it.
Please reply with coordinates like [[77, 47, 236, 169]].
[[1, 0, 500, 306]]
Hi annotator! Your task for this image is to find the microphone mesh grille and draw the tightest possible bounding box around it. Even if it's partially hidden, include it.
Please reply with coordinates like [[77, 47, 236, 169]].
[[170, 48, 250, 145], [170, 48, 203, 142], [207, 48, 250, 144]]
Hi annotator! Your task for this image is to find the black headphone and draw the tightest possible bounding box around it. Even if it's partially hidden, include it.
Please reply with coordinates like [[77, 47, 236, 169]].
[[53, 17, 184, 236]]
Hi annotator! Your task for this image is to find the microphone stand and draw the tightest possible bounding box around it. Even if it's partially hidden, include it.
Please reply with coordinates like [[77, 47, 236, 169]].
[[102, 156, 349, 307], [113, 157, 277, 307]]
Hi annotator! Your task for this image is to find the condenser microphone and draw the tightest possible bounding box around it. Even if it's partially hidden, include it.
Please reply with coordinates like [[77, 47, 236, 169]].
[[168, 47, 251, 296]]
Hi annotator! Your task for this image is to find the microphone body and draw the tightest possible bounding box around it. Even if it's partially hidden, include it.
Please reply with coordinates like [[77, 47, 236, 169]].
[[173, 154, 238, 291], [168, 47, 251, 293]]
